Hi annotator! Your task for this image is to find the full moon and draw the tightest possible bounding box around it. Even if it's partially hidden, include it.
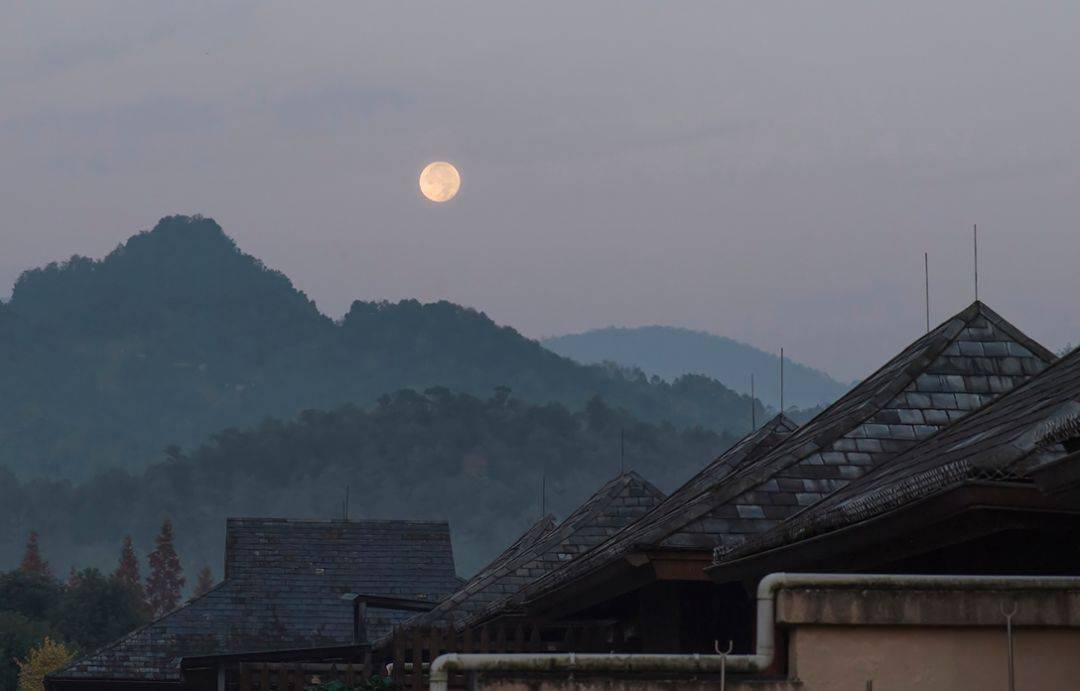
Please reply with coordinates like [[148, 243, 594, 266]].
[[419, 161, 461, 202]]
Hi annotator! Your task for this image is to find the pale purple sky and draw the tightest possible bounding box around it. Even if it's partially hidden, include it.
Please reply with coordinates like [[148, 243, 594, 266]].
[[2, 2, 1077, 380]]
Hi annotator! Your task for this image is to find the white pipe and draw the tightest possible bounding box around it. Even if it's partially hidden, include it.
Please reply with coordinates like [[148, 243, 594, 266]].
[[429, 572, 1080, 691]]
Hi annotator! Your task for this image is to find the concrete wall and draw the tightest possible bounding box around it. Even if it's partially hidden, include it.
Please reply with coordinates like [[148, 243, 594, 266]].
[[478, 679, 796, 691], [472, 586, 1080, 690], [789, 625, 1080, 691], [476, 624, 1080, 691]]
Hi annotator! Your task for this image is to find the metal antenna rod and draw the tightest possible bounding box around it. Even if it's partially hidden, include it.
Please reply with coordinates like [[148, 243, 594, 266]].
[[924, 252, 930, 333], [750, 373, 756, 431], [620, 428, 625, 475], [541, 473, 546, 517], [974, 224, 979, 302], [779, 348, 785, 414]]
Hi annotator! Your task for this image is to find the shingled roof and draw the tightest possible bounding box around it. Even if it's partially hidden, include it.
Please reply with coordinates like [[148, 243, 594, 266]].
[[473, 515, 559, 582], [522, 301, 1055, 604], [714, 345, 1080, 565], [403, 471, 665, 629], [54, 518, 460, 683]]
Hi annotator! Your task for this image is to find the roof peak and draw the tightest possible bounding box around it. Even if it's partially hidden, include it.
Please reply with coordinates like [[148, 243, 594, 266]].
[[406, 471, 666, 629], [960, 300, 1057, 363], [761, 298, 1055, 457], [758, 412, 798, 431], [716, 346, 1080, 567], [614, 468, 659, 485], [556, 469, 665, 526]]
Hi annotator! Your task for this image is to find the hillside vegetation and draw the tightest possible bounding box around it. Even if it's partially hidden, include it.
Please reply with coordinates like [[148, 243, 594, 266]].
[[0, 215, 762, 480], [0, 389, 736, 577]]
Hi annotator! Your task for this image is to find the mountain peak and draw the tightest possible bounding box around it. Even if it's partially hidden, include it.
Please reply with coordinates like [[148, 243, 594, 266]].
[[8, 214, 322, 335], [120, 214, 238, 259]]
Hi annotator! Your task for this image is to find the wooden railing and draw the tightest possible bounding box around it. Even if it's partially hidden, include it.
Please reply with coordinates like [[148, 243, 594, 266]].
[[389, 621, 621, 690], [225, 621, 620, 690], [237, 659, 375, 690]]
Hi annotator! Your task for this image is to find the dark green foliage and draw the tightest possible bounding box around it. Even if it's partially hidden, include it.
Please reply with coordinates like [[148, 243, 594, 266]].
[[0, 389, 735, 578], [0, 215, 330, 480], [0, 571, 63, 622], [0, 611, 52, 691], [0, 568, 149, 686], [0, 215, 756, 481], [53, 569, 149, 652]]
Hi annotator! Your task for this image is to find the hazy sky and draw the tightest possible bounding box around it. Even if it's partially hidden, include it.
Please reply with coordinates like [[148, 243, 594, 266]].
[[2, 2, 1077, 381]]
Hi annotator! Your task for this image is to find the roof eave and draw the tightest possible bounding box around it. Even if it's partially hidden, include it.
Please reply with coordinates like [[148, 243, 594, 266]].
[[705, 481, 1068, 583]]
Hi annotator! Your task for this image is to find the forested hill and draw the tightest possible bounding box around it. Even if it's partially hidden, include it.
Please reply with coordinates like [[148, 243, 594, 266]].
[[0, 215, 762, 479], [0, 389, 737, 577], [544, 326, 850, 409]]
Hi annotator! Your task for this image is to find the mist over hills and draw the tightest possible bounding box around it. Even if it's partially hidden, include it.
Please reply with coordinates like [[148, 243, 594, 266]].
[[0, 215, 763, 481], [0, 389, 735, 578], [544, 326, 850, 409]]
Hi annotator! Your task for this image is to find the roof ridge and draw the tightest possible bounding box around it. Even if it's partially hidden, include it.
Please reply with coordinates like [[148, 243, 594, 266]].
[[458, 514, 557, 585], [517, 417, 798, 599], [225, 517, 451, 526], [553, 470, 664, 527], [618, 469, 667, 498], [520, 301, 1057, 607], [972, 300, 1059, 363], [715, 345, 1080, 565], [406, 471, 666, 628], [718, 299, 1050, 493], [795, 309, 966, 442]]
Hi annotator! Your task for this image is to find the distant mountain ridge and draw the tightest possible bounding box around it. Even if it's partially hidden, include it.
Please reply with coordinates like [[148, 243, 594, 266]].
[[0, 215, 764, 480], [543, 326, 849, 409]]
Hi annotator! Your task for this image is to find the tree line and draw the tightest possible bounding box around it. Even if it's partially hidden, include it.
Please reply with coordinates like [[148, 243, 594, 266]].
[[1, 521, 213, 690], [0, 388, 737, 580]]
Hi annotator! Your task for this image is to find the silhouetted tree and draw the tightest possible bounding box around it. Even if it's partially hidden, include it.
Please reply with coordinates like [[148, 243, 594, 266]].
[[114, 536, 141, 587], [145, 519, 185, 618], [0, 570, 63, 622], [56, 569, 149, 652], [0, 612, 52, 691], [192, 566, 214, 598], [18, 532, 51, 578], [114, 535, 147, 612]]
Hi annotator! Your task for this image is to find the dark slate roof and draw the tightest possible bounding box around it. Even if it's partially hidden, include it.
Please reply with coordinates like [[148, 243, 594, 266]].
[[404, 471, 665, 629], [471, 515, 559, 584], [522, 301, 1055, 601], [716, 345, 1080, 563], [515, 414, 796, 599], [55, 519, 460, 682]]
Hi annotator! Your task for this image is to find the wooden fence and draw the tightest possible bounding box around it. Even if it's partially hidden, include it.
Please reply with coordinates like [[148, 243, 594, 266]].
[[228, 622, 619, 690], [237, 659, 374, 691], [390, 621, 621, 690]]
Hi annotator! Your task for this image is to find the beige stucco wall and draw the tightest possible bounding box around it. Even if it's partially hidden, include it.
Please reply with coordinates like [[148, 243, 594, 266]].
[[475, 625, 1080, 691], [789, 625, 1080, 691], [479, 680, 796, 691], [471, 588, 1080, 690]]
